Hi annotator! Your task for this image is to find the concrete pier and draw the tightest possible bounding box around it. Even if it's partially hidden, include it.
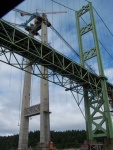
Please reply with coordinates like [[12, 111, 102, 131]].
[[40, 13, 50, 150], [18, 59, 32, 150]]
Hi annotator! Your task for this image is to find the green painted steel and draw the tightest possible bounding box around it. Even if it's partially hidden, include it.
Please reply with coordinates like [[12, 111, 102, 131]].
[[76, 2, 113, 139], [89, 2, 113, 139], [76, 10, 84, 67]]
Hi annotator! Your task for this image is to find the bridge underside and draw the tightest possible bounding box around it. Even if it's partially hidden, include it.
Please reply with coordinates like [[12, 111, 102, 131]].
[[0, 0, 24, 18], [0, 19, 113, 139]]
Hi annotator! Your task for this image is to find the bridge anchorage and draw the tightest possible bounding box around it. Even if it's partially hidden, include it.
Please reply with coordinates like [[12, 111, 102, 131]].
[[0, 1, 113, 150]]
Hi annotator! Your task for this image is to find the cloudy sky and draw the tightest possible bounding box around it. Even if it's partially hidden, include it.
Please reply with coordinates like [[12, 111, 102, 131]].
[[0, 0, 113, 136]]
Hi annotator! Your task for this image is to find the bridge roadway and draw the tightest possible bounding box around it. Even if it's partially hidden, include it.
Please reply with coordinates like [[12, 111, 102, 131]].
[[0, 19, 113, 94]]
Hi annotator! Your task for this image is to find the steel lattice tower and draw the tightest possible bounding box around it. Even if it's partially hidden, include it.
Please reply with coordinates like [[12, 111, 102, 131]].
[[76, 2, 113, 149]]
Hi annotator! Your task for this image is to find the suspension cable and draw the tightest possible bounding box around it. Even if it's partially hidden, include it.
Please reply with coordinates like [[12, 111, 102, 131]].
[[50, 25, 79, 57], [71, 91, 86, 120], [84, 0, 113, 61], [84, 0, 113, 37], [18, 57, 24, 126], [51, 0, 75, 12], [93, 7, 113, 37]]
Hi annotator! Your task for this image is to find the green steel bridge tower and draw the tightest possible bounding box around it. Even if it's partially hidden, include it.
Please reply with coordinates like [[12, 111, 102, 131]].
[[0, 1, 113, 150], [76, 2, 113, 148]]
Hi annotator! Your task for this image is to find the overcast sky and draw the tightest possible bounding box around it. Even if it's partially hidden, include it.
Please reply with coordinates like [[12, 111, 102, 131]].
[[0, 0, 113, 136]]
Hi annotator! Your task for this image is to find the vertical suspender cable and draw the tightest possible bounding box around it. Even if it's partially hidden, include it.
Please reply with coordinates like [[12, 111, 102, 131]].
[[18, 57, 24, 126]]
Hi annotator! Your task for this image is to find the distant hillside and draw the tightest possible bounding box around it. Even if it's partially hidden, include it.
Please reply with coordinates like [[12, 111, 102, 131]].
[[0, 130, 86, 149]]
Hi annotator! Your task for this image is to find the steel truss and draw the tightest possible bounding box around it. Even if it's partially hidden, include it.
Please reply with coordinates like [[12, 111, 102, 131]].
[[0, 7, 113, 141], [0, 19, 109, 92]]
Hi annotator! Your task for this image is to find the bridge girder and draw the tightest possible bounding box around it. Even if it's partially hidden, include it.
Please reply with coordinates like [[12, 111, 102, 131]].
[[0, 19, 112, 91]]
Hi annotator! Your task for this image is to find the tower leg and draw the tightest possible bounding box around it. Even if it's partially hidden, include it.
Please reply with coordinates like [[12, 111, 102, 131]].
[[40, 13, 50, 150], [18, 59, 32, 150], [40, 66, 50, 150]]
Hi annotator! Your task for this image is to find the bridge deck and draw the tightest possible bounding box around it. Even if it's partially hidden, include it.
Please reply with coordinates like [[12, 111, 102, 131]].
[[0, 19, 113, 92]]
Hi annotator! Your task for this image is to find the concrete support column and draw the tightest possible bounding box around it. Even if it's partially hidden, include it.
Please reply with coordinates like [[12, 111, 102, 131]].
[[18, 59, 32, 150], [40, 66, 50, 149], [40, 13, 50, 150]]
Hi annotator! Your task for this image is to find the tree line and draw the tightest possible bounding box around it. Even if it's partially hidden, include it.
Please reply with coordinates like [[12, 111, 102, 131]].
[[0, 130, 87, 150]]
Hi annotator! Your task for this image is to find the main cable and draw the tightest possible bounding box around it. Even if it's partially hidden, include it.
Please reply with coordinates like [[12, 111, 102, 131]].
[[51, 0, 75, 12], [84, 0, 113, 37], [50, 25, 79, 57], [93, 7, 113, 37]]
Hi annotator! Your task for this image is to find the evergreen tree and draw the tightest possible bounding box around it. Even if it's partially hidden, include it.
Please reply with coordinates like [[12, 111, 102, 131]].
[[0, 130, 87, 149]]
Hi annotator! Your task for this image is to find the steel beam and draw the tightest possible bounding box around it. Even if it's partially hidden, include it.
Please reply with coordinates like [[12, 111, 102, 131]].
[[24, 104, 40, 117]]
